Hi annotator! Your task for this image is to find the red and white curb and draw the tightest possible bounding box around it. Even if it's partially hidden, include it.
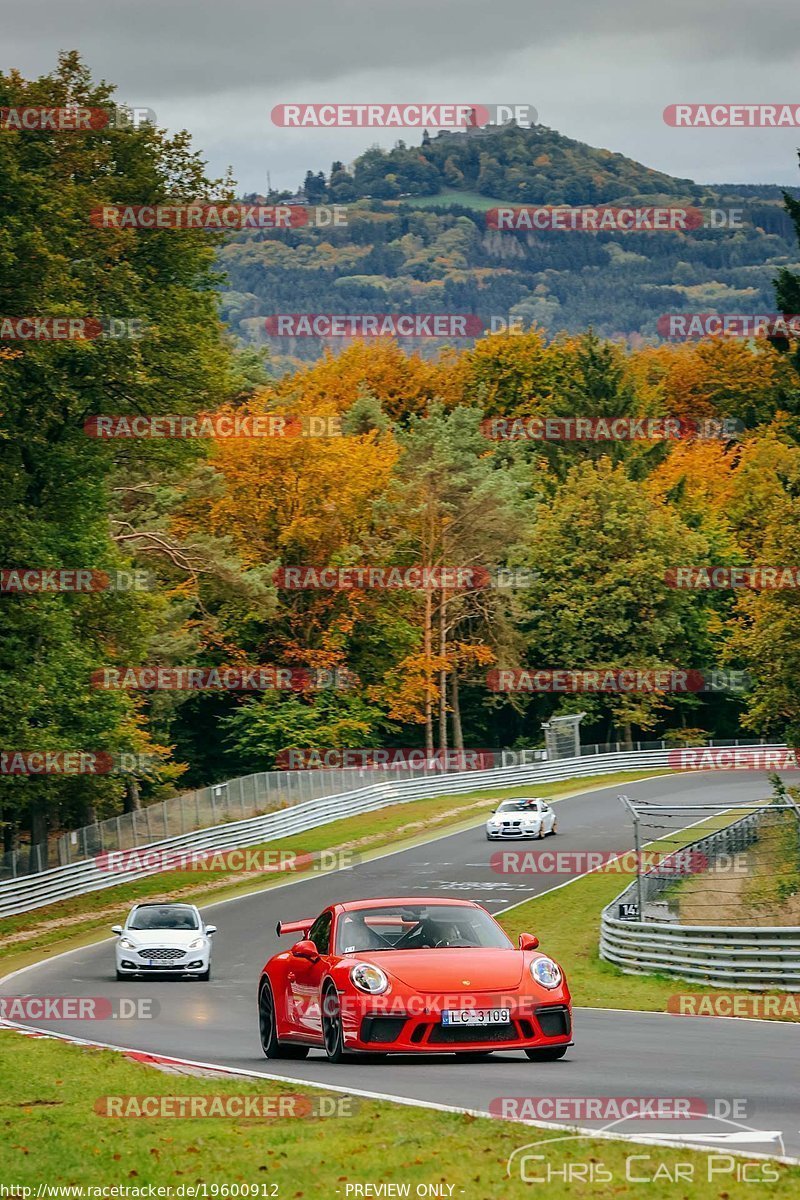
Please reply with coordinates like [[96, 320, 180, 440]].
[[0, 1018, 245, 1079]]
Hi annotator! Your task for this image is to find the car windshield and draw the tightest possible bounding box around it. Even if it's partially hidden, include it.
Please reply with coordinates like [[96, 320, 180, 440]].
[[497, 799, 541, 812], [128, 905, 199, 931], [335, 904, 513, 953]]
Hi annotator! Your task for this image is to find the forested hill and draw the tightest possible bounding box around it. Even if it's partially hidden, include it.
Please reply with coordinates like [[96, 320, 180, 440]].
[[293, 122, 697, 205], [221, 123, 800, 364]]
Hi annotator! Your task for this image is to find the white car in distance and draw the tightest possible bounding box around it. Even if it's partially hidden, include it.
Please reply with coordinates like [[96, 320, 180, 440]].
[[113, 902, 216, 981], [486, 797, 558, 841]]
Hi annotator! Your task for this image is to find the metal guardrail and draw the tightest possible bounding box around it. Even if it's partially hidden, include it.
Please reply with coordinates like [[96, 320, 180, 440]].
[[600, 809, 800, 990], [0, 744, 703, 920], [3, 735, 769, 880]]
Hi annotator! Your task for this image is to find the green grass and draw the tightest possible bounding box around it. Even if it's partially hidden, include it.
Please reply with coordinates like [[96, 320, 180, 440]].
[[0, 770, 663, 974], [0, 1030, 797, 1196]]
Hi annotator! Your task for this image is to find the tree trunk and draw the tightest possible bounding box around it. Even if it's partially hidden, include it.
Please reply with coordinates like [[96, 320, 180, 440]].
[[28, 799, 47, 872], [424, 586, 434, 757], [124, 776, 142, 813], [438, 591, 448, 756], [451, 671, 464, 752], [1, 811, 15, 854], [622, 721, 634, 750]]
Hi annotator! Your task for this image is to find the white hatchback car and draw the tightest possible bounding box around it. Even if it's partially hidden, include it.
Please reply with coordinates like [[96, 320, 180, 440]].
[[486, 797, 558, 840], [113, 902, 216, 981]]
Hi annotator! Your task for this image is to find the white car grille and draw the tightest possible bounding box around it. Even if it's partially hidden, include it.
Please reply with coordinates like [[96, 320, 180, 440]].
[[137, 947, 186, 960]]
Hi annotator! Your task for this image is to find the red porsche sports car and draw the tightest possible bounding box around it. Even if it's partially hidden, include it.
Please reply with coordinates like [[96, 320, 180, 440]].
[[257, 896, 572, 1061]]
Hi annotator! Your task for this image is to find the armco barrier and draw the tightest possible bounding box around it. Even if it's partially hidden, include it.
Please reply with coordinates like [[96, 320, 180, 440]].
[[600, 808, 800, 990], [0, 743, 782, 920]]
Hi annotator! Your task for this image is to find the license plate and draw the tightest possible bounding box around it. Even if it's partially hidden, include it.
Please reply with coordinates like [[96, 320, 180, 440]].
[[441, 1008, 510, 1026]]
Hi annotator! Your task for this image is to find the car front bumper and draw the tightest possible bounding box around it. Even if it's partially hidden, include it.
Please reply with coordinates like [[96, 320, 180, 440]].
[[341, 998, 572, 1054], [116, 947, 211, 974], [487, 826, 542, 839]]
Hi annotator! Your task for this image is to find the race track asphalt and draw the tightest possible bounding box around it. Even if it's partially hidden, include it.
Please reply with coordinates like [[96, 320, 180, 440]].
[[3, 770, 799, 1158]]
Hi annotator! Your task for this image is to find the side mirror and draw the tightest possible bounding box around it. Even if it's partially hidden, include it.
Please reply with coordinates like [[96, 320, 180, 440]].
[[519, 932, 540, 951], [291, 939, 319, 961], [205, 925, 217, 935], [111, 925, 123, 935]]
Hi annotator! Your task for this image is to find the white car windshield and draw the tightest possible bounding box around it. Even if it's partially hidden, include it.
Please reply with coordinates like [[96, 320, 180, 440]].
[[128, 905, 200, 931], [336, 904, 513, 953], [497, 800, 542, 813]]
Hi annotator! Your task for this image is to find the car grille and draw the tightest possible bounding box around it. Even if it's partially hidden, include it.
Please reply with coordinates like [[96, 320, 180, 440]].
[[137, 947, 186, 960], [428, 1022, 519, 1044]]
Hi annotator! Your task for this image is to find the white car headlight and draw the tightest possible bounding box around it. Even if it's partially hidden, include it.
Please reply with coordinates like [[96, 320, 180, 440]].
[[530, 957, 562, 989], [118, 938, 135, 950], [350, 963, 389, 994], [189, 937, 207, 949]]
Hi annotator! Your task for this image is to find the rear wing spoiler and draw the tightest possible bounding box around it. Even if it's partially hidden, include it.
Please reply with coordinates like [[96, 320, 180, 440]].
[[276, 919, 313, 937]]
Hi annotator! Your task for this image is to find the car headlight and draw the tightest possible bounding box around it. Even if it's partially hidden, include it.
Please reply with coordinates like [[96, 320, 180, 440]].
[[118, 938, 135, 950], [530, 957, 562, 989], [189, 937, 207, 949], [350, 963, 389, 994]]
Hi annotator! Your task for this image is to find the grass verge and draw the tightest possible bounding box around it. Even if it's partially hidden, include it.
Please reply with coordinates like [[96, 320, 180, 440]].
[[0, 1030, 796, 1196], [0, 770, 662, 976]]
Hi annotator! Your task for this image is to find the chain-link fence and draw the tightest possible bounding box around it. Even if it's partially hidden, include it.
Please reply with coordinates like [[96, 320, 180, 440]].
[[0, 736, 776, 881], [616, 795, 800, 925], [601, 794, 800, 988]]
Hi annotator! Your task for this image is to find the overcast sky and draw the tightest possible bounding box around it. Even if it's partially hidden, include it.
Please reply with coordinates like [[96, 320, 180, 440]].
[[4, 0, 800, 193]]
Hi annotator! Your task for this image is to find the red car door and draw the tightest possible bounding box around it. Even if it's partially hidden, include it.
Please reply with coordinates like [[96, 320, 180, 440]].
[[285, 910, 332, 1038]]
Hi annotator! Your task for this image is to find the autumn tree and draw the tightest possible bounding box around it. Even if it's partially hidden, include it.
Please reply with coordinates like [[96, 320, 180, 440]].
[[515, 459, 711, 745]]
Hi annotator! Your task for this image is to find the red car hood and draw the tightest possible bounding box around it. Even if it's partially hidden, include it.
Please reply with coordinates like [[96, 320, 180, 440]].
[[359, 948, 524, 991]]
